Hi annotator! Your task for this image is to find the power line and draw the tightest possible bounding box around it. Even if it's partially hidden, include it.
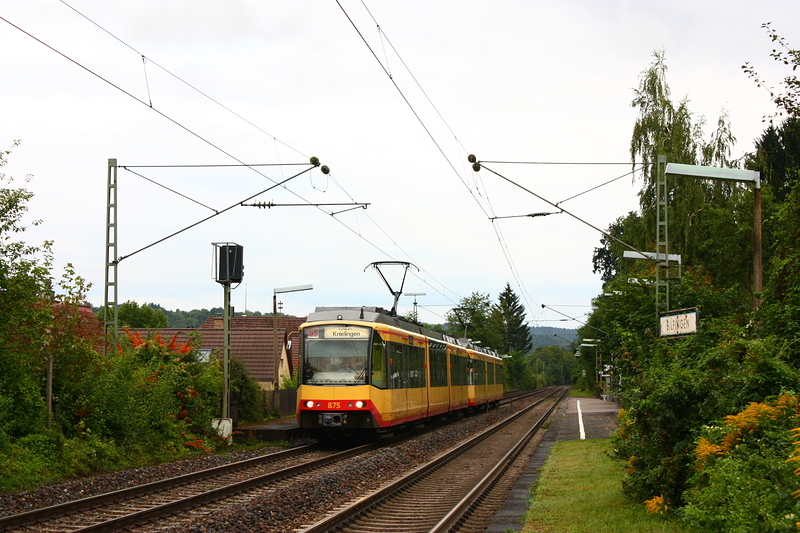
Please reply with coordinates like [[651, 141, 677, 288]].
[[474, 160, 655, 263], [556, 167, 640, 206], [57, 0, 309, 160], [59, 3, 470, 309], [480, 160, 650, 165], [4, 11, 467, 307], [117, 165, 316, 262], [338, 2, 538, 318]]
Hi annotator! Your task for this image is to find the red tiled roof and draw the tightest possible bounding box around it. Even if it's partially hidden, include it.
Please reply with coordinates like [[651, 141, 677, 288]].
[[132, 315, 306, 383]]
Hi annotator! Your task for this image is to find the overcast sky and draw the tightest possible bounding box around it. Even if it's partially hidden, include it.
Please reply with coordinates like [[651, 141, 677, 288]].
[[1, 1, 798, 329]]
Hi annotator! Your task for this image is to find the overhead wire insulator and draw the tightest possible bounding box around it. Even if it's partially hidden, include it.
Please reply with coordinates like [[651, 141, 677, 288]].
[[310, 156, 320, 167]]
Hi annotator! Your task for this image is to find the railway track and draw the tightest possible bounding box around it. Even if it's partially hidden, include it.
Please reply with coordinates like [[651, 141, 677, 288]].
[[0, 387, 563, 532], [0, 443, 370, 533], [297, 386, 568, 533]]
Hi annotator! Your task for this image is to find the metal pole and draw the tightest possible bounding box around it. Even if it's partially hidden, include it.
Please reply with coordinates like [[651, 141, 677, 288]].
[[104, 158, 118, 353], [273, 293, 281, 414], [753, 186, 763, 307], [222, 283, 231, 420]]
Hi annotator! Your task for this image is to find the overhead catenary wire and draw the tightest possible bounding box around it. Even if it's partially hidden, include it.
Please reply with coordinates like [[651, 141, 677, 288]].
[[57, 0, 308, 161], [52, 3, 469, 313], [335, 0, 483, 210], [120, 166, 218, 213], [11, 4, 641, 327], [339, 2, 541, 319], [116, 165, 317, 263], [475, 160, 656, 265], [3, 9, 466, 312]]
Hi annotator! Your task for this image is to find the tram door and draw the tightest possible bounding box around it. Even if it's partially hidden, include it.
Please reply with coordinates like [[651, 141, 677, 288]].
[[389, 341, 407, 423], [428, 341, 449, 416], [388, 338, 428, 423]]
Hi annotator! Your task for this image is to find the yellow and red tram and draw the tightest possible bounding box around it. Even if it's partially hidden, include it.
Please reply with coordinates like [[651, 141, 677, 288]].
[[296, 306, 504, 439]]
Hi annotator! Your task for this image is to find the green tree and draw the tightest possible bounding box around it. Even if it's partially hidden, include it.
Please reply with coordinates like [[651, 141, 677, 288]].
[[744, 118, 800, 203], [489, 283, 532, 356], [0, 143, 104, 441], [117, 301, 169, 329], [596, 50, 752, 299], [504, 351, 534, 390], [445, 292, 500, 348], [0, 141, 55, 438], [529, 345, 575, 386]]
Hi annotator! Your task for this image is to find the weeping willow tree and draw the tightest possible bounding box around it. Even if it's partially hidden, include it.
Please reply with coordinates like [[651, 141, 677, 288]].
[[620, 50, 754, 299]]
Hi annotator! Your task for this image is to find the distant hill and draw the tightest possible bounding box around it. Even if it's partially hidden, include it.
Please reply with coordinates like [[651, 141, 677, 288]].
[[530, 326, 577, 351]]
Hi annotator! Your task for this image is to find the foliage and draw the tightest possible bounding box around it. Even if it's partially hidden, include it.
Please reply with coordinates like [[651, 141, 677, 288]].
[[230, 357, 266, 422], [445, 292, 499, 347], [161, 306, 224, 327], [88, 330, 222, 449], [744, 117, 800, 203], [490, 283, 532, 356], [504, 350, 534, 390], [681, 394, 800, 532], [611, 331, 800, 509], [758, 182, 800, 352], [0, 141, 53, 438], [592, 212, 642, 283], [447, 286, 538, 390], [116, 300, 169, 328], [530, 345, 575, 387], [585, 38, 800, 531], [742, 23, 800, 121], [611, 50, 756, 302]]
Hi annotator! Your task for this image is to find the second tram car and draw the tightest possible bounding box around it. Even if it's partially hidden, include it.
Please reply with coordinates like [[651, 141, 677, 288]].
[[296, 306, 504, 440]]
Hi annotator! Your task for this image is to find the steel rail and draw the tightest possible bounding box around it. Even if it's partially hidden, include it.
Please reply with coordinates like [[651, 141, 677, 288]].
[[0, 443, 365, 532], [430, 386, 569, 532], [297, 386, 566, 533], [74, 442, 375, 533]]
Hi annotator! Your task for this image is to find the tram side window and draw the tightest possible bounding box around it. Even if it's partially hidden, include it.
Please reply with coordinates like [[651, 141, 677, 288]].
[[408, 344, 425, 388], [451, 353, 468, 386], [497, 364, 504, 385], [488, 362, 495, 385], [389, 342, 405, 389], [476, 360, 486, 386], [371, 338, 388, 389], [430, 342, 448, 387]]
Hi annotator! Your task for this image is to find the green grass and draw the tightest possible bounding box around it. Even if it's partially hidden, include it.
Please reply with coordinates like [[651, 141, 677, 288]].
[[523, 439, 684, 533], [568, 386, 597, 398]]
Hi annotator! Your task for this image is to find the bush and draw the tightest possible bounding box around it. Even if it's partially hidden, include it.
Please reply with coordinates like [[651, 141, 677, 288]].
[[681, 394, 800, 532], [612, 328, 800, 508]]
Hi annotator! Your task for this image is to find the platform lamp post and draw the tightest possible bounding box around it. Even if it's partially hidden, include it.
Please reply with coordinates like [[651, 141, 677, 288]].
[[273, 284, 313, 413], [665, 163, 762, 307], [212, 243, 243, 441]]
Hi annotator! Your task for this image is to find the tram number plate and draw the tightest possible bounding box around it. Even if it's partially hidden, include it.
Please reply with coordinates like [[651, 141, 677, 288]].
[[326, 401, 341, 409]]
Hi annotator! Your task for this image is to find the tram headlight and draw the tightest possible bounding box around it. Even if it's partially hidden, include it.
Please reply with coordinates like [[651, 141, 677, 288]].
[[305, 400, 315, 408], [355, 401, 365, 408]]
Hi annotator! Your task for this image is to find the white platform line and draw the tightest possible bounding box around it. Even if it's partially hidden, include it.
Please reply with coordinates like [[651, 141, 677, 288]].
[[577, 400, 586, 440]]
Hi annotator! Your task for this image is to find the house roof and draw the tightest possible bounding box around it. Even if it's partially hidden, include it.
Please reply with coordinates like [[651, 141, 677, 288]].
[[131, 315, 307, 382]]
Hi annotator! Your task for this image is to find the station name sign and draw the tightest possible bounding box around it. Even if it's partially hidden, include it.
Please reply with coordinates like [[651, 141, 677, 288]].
[[659, 308, 698, 337]]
